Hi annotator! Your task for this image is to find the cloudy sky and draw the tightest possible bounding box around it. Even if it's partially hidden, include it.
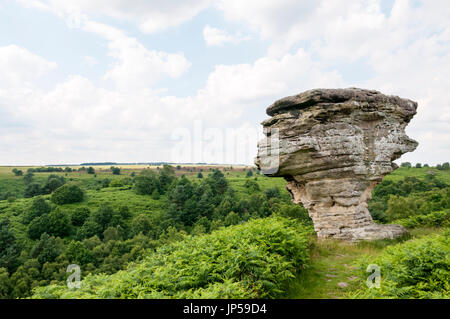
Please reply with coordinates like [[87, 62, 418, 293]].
[[0, 0, 449, 165]]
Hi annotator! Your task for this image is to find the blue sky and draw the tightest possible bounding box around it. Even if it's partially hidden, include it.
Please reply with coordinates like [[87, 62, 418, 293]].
[[0, 0, 449, 165]]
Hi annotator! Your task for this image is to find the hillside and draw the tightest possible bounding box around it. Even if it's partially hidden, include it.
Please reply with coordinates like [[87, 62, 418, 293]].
[[0, 164, 449, 299]]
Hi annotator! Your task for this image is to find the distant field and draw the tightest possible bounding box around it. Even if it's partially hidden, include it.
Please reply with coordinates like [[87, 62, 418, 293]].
[[1, 165, 448, 200], [384, 166, 450, 184]]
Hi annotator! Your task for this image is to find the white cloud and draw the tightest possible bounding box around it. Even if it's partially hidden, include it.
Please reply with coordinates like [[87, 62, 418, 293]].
[[81, 20, 191, 90], [203, 25, 251, 46], [82, 56, 98, 66], [215, 0, 450, 165], [0, 42, 343, 165], [17, 0, 210, 33], [0, 45, 56, 89], [5, 0, 450, 165], [198, 48, 344, 108]]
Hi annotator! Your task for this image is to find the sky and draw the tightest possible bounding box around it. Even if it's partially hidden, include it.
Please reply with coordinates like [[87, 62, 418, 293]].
[[0, 0, 449, 166]]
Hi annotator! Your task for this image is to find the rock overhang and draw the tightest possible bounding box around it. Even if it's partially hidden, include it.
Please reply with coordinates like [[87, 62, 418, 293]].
[[255, 88, 418, 241]]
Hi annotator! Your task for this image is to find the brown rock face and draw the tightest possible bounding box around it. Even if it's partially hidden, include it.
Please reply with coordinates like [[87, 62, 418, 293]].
[[255, 88, 418, 241]]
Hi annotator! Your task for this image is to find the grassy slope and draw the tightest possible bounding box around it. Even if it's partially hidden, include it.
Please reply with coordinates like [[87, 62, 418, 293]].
[[1, 165, 449, 298], [285, 227, 444, 299]]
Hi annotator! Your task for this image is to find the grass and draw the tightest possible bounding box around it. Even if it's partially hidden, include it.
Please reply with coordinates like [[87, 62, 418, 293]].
[[285, 227, 444, 299], [384, 167, 450, 184]]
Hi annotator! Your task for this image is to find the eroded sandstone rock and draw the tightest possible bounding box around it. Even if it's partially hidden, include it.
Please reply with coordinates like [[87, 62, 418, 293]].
[[255, 88, 418, 241]]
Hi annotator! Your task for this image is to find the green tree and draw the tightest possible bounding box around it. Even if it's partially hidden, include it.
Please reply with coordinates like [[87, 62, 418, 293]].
[[0, 219, 21, 272], [159, 164, 176, 192], [87, 167, 95, 174], [24, 182, 42, 198], [12, 168, 23, 176], [151, 189, 160, 200], [23, 172, 34, 184], [224, 211, 240, 226], [46, 209, 71, 237], [27, 215, 49, 240], [134, 170, 159, 195], [197, 172, 203, 179], [244, 179, 260, 192], [246, 170, 253, 178], [265, 187, 281, 199], [43, 177, 64, 194], [110, 166, 121, 175], [0, 267, 11, 298], [386, 195, 415, 221], [23, 196, 51, 224], [91, 204, 114, 231], [30, 233, 60, 265], [51, 184, 84, 205], [130, 214, 154, 237], [71, 207, 90, 226], [65, 241, 95, 266], [415, 163, 422, 168], [103, 227, 121, 242]]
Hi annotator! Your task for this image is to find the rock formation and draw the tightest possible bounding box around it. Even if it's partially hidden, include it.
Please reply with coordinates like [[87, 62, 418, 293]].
[[255, 88, 418, 241]]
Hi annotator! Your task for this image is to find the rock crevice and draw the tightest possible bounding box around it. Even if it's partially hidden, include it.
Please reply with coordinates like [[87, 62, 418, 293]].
[[255, 88, 418, 241]]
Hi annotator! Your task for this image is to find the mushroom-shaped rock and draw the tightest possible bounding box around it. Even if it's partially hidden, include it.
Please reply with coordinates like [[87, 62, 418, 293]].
[[255, 88, 418, 241]]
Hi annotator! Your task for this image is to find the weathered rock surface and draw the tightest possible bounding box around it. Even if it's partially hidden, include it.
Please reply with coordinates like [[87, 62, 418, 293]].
[[255, 88, 418, 241]]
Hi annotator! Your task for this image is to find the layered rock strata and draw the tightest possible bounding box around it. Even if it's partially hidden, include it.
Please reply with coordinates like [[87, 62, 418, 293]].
[[255, 88, 418, 241]]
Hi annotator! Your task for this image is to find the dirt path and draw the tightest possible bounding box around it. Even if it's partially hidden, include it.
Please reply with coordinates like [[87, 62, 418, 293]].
[[286, 239, 384, 299]]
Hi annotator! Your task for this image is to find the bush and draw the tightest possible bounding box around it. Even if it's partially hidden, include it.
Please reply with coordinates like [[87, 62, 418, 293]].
[[265, 187, 281, 200], [350, 230, 450, 298], [244, 179, 260, 192], [109, 179, 124, 188], [23, 197, 51, 224], [24, 183, 42, 198], [32, 217, 312, 299], [393, 210, 449, 229], [12, 169, 23, 176], [276, 204, 312, 225], [71, 207, 91, 227], [134, 170, 159, 195], [51, 184, 84, 205]]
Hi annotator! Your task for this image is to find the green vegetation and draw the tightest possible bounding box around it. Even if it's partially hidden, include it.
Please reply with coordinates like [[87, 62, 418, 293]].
[[32, 217, 312, 298], [0, 163, 449, 299], [393, 210, 449, 229], [349, 230, 449, 298], [51, 184, 84, 205]]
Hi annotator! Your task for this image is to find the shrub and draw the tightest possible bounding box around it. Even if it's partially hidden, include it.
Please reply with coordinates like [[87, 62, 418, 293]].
[[12, 168, 23, 176], [244, 179, 260, 192], [24, 183, 42, 198], [276, 204, 312, 225], [23, 197, 51, 224], [265, 187, 281, 200], [350, 230, 450, 299], [393, 210, 449, 229], [109, 179, 124, 188], [51, 184, 84, 205], [134, 170, 159, 195], [32, 217, 312, 299], [71, 207, 91, 227]]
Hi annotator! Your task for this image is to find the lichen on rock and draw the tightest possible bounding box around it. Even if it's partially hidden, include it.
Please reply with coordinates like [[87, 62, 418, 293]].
[[255, 88, 418, 241]]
